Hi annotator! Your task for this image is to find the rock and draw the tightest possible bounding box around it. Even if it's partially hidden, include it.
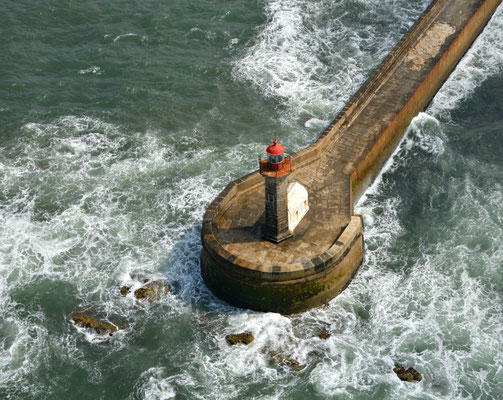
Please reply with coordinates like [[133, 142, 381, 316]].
[[71, 313, 118, 336], [134, 286, 155, 299], [393, 363, 422, 382], [225, 332, 254, 345], [120, 278, 170, 302], [315, 329, 331, 340], [135, 280, 170, 302], [270, 351, 305, 371], [120, 286, 131, 296]]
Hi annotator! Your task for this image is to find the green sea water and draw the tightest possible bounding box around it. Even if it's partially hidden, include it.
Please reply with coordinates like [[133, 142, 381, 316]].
[[1, 1, 502, 399]]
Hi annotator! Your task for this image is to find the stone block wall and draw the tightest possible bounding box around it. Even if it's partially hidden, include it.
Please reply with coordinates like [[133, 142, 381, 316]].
[[350, 0, 502, 204], [201, 216, 363, 314], [263, 176, 292, 243]]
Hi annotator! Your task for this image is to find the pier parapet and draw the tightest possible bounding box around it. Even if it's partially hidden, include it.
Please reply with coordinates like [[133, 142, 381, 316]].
[[201, 0, 502, 313]]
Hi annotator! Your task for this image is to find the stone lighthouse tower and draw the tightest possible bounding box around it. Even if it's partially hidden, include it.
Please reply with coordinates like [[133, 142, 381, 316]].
[[259, 140, 293, 243]]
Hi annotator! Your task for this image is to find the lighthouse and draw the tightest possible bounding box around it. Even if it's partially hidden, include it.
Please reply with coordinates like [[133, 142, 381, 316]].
[[259, 140, 294, 243]]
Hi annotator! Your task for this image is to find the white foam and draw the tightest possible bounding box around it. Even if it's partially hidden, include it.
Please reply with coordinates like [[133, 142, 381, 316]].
[[132, 368, 178, 399], [2, 1, 503, 398], [233, 0, 430, 128], [0, 114, 223, 386], [70, 319, 121, 344], [79, 66, 102, 75], [113, 33, 147, 43], [0, 313, 47, 396]]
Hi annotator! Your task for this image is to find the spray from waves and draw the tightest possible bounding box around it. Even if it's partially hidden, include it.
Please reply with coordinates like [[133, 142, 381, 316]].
[[0, 115, 264, 296], [118, 3, 503, 399], [132, 368, 178, 400], [350, 145, 503, 399], [1, 3, 502, 400], [233, 0, 431, 132], [0, 109, 291, 398], [207, 2, 503, 400], [357, 4, 503, 208], [0, 114, 249, 396], [429, 4, 503, 119], [344, 5, 503, 399]]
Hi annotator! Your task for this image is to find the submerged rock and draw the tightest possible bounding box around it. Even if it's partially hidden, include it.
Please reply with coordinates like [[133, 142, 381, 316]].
[[120, 278, 170, 303], [120, 286, 130, 296], [393, 363, 422, 382], [270, 352, 305, 371], [137, 280, 170, 302], [315, 328, 331, 340], [225, 332, 254, 345], [71, 313, 118, 336]]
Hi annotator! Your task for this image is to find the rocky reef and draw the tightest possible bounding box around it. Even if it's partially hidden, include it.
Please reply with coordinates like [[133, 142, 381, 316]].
[[393, 363, 422, 382]]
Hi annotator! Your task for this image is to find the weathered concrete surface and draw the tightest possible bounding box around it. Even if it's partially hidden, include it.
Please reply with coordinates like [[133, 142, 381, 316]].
[[201, 0, 502, 313]]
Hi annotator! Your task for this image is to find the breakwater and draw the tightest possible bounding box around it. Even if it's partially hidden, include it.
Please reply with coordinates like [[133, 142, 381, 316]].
[[201, 0, 502, 313]]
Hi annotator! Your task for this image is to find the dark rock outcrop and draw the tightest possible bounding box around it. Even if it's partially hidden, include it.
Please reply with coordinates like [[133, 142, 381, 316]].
[[120, 286, 130, 296], [71, 313, 118, 336], [134, 286, 155, 299], [120, 278, 170, 303], [225, 332, 254, 345], [393, 363, 422, 382]]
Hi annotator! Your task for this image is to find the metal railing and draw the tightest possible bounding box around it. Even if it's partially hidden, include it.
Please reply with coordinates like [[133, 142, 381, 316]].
[[258, 155, 292, 177]]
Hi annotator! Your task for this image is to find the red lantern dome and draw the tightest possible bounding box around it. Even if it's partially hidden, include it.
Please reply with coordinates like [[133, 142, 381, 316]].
[[266, 140, 285, 156], [259, 139, 292, 176]]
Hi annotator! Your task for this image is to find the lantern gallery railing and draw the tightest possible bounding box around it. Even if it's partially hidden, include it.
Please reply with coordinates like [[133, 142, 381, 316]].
[[258, 155, 292, 178]]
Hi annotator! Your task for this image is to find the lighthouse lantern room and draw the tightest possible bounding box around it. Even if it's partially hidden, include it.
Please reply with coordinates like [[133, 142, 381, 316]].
[[266, 140, 285, 170], [259, 140, 292, 177]]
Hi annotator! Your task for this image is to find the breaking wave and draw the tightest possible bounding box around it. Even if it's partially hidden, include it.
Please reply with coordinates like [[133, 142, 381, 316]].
[[1, 0, 503, 399]]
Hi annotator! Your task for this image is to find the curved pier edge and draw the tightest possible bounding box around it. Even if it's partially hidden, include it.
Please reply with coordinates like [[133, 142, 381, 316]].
[[201, 216, 363, 314], [200, 0, 502, 314]]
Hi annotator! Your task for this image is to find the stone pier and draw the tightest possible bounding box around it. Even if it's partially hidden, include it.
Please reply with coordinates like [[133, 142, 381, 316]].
[[201, 0, 502, 313]]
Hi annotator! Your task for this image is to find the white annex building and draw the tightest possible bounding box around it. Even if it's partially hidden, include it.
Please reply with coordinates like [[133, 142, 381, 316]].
[[287, 182, 309, 232]]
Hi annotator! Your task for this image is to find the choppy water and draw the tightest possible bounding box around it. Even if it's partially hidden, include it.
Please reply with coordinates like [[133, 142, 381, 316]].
[[1, 1, 502, 399]]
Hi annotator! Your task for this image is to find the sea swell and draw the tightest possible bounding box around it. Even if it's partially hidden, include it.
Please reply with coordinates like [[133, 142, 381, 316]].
[[0, 0, 502, 399]]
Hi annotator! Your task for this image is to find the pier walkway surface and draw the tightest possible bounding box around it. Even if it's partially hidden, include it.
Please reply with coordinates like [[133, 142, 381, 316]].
[[201, 0, 501, 312]]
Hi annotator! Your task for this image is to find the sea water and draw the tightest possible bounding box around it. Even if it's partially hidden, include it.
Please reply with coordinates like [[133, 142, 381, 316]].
[[1, 0, 502, 399]]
